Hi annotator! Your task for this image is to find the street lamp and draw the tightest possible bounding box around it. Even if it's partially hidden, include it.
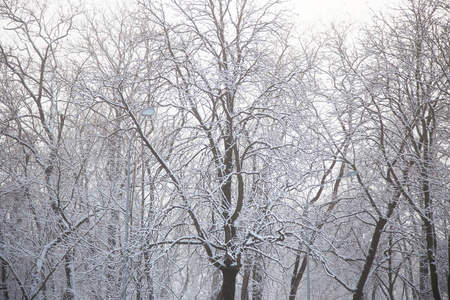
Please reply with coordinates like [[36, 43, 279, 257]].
[[122, 107, 155, 300], [307, 242, 311, 300], [306, 200, 311, 300]]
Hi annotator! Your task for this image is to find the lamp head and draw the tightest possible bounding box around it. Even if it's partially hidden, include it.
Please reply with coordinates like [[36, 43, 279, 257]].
[[141, 107, 155, 116]]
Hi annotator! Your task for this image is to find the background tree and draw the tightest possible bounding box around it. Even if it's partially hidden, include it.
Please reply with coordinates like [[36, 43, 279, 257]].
[[0, 0, 92, 299], [316, 0, 450, 298]]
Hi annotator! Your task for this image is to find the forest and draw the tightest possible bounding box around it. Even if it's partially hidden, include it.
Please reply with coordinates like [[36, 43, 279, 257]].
[[0, 0, 449, 299]]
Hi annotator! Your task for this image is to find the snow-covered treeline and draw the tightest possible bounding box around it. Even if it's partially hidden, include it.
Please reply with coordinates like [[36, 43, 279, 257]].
[[0, 0, 449, 299]]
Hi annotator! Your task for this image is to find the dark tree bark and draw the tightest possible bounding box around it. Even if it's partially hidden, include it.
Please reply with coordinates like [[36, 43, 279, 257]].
[[353, 217, 388, 300], [0, 257, 8, 300], [289, 254, 307, 300], [422, 213, 441, 300], [240, 268, 250, 300], [252, 258, 263, 300], [447, 234, 450, 300], [218, 258, 239, 300], [419, 112, 442, 300], [63, 249, 75, 300]]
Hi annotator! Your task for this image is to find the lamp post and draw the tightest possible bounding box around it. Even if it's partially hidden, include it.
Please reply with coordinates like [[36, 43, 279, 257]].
[[122, 107, 155, 300], [305, 198, 311, 300], [307, 243, 311, 300]]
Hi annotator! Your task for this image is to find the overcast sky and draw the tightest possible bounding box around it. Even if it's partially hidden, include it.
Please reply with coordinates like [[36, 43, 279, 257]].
[[292, 0, 392, 28]]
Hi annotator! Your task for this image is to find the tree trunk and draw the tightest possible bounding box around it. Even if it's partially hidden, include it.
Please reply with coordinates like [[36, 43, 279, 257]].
[[387, 232, 395, 300], [353, 217, 387, 300], [252, 258, 263, 300], [370, 276, 378, 300], [63, 248, 75, 300], [289, 254, 307, 300], [423, 216, 441, 300], [447, 233, 450, 300], [421, 174, 441, 300], [240, 268, 250, 300], [420, 105, 441, 300], [419, 246, 429, 298], [218, 258, 239, 300], [0, 256, 8, 300], [143, 250, 154, 300]]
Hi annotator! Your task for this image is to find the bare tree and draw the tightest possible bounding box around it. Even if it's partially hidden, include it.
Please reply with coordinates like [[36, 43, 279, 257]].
[[86, 0, 314, 298], [319, 1, 450, 298], [0, 1, 92, 299]]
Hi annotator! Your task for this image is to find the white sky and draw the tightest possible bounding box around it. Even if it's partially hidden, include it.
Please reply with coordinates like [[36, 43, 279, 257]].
[[0, 0, 394, 40], [292, 0, 391, 28]]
